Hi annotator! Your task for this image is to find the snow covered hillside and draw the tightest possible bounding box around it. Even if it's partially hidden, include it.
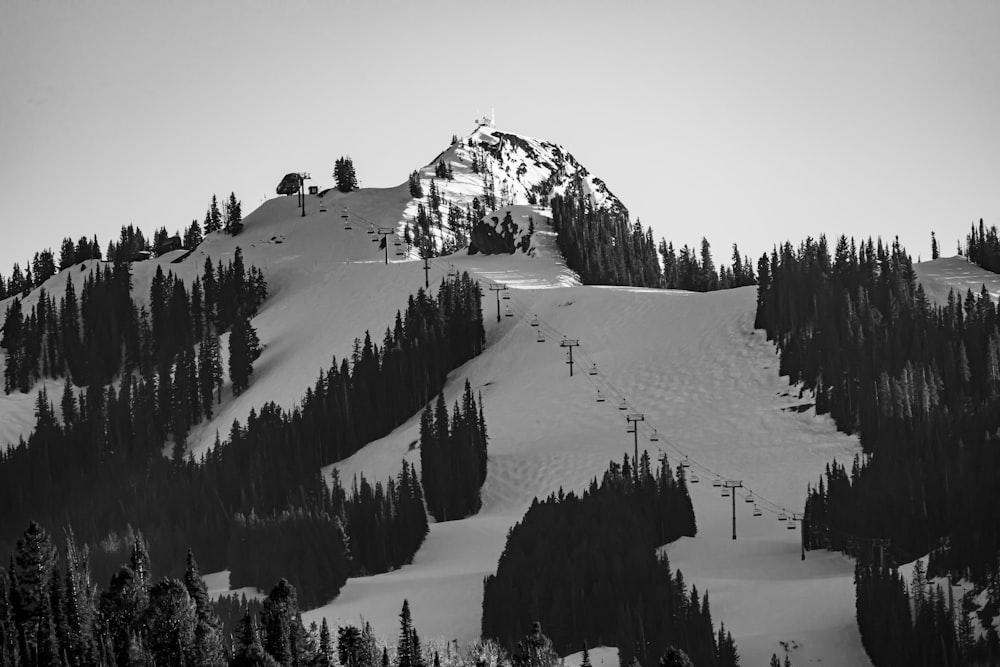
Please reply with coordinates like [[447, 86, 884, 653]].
[[7, 125, 998, 666], [914, 255, 1000, 305]]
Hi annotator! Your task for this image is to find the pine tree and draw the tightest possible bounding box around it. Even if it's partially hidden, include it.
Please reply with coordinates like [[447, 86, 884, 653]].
[[184, 551, 225, 665], [207, 195, 223, 234], [232, 610, 279, 667], [226, 192, 244, 235], [229, 315, 258, 396], [12, 522, 58, 640], [931, 231, 940, 260], [335, 156, 359, 193], [408, 171, 424, 198], [144, 578, 197, 666], [184, 218, 204, 249], [397, 599, 416, 667], [659, 647, 694, 667]]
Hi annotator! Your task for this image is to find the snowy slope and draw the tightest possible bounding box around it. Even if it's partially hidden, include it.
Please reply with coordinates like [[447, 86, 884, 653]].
[[9, 126, 991, 666], [298, 255, 872, 666], [914, 255, 1000, 304]]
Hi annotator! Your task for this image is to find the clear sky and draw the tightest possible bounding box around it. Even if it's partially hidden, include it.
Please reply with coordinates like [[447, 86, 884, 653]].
[[1, 0, 998, 275]]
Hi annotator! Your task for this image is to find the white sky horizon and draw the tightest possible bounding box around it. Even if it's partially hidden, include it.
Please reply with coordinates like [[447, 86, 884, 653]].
[[1, 0, 997, 276]]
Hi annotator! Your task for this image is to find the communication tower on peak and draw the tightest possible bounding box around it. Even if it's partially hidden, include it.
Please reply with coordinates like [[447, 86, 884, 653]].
[[474, 108, 496, 128]]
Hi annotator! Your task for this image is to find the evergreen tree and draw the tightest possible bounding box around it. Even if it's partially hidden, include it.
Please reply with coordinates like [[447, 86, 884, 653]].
[[229, 315, 259, 396], [226, 192, 244, 236], [184, 218, 204, 249], [144, 578, 197, 666], [206, 195, 223, 234], [335, 157, 359, 193], [931, 231, 939, 260], [184, 550, 225, 666], [397, 599, 418, 667], [408, 171, 423, 198]]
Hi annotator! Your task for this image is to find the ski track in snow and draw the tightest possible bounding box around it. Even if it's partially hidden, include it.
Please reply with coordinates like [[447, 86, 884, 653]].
[[5, 124, 999, 666]]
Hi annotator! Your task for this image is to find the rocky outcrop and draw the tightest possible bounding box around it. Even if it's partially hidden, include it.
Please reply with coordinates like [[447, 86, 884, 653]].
[[469, 212, 519, 255]]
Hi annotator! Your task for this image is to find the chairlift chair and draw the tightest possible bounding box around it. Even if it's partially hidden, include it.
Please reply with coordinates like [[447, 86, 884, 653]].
[[502, 291, 511, 300], [319, 207, 328, 213], [536, 331, 545, 343], [505, 305, 513, 318], [618, 399, 628, 411], [680, 457, 691, 468], [721, 487, 730, 497], [395, 251, 405, 257], [745, 492, 754, 503], [596, 390, 606, 403], [712, 477, 722, 488], [588, 363, 598, 376], [778, 512, 787, 521], [530, 315, 539, 327], [341, 210, 351, 230], [367, 225, 375, 235], [447, 264, 457, 279], [787, 519, 797, 530], [649, 429, 659, 442], [753, 505, 762, 517], [690, 473, 699, 483]]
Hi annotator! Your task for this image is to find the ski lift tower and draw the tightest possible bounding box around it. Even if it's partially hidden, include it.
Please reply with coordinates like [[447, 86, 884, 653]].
[[626, 413, 645, 474], [298, 173, 311, 217]]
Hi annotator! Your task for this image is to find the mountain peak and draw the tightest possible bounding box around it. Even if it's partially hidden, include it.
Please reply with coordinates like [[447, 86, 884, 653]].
[[399, 124, 628, 256]]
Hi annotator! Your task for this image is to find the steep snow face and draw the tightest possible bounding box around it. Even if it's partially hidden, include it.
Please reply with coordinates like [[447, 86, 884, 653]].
[[398, 123, 626, 256]]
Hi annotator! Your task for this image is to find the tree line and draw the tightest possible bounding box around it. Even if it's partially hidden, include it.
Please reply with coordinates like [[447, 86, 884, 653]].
[[549, 195, 662, 287], [0, 271, 486, 609], [965, 218, 1000, 274], [754, 234, 1000, 664], [419, 380, 488, 522], [482, 452, 740, 667], [2, 247, 265, 404], [0, 195, 244, 301], [658, 239, 756, 292], [550, 194, 756, 292]]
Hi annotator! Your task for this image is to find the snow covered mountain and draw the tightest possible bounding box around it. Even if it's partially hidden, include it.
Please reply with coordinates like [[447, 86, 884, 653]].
[[4, 122, 1000, 666], [398, 121, 627, 257]]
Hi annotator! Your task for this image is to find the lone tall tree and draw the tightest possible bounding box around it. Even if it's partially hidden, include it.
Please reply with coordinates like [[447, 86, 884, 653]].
[[334, 157, 359, 193]]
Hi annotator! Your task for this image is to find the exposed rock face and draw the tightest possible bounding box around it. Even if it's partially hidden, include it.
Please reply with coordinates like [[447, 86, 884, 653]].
[[469, 212, 519, 255]]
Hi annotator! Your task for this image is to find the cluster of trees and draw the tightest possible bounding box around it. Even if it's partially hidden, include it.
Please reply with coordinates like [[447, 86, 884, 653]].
[[482, 452, 736, 667], [0, 522, 228, 665], [408, 170, 424, 198], [434, 159, 455, 180], [419, 380, 488, 522], [227, 462, 428, 610], [335, 157, 359, 193], [0, 238, 100, 300], [854, 559, 994, 665], [0, 271, 485, 607], [199, 192, 244, 237], [965, 218, 1000, 273], [0, 193, 244, 301], [659, 240, 756, 292], [405, 191, 479, 259], [8, 517, 665, 667], [550, 195, 663, 287], [2, 248, 265, 403], [754, 235, 1000, 664]]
